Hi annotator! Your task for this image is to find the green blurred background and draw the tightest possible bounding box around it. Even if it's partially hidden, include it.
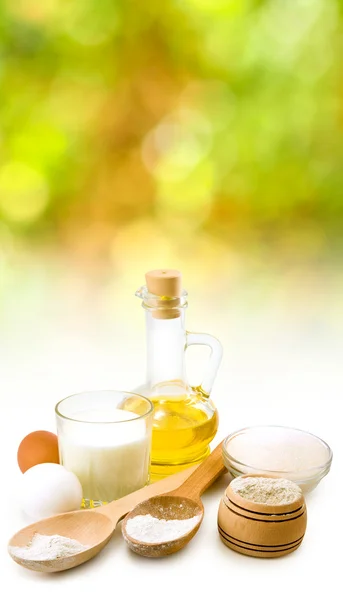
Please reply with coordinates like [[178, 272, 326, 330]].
[[0, 0, 342, 300], [0, 0, 342, 457]]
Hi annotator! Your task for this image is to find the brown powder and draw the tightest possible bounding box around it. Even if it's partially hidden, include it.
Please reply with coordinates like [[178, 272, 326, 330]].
[[230, 477, 302, 505]]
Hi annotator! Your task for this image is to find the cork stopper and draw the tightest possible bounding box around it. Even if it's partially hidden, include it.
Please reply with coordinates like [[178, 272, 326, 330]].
[[145, 269, 182, 319], [145, 269, 182, 298]]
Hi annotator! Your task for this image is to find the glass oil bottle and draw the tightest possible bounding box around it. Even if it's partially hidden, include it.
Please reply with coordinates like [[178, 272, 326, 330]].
[[135, 269, 223, 480]]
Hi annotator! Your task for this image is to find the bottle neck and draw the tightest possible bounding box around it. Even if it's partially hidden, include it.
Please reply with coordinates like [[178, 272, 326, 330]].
[[145, 309, 187, 393]]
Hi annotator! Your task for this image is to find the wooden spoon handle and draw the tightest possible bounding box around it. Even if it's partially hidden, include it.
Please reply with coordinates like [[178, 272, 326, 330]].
[[172, 440, 227, 501], [95, 464, 198, 525]]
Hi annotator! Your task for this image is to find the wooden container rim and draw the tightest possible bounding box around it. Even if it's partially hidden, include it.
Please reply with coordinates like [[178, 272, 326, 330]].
[[225, 474, 305, 515]]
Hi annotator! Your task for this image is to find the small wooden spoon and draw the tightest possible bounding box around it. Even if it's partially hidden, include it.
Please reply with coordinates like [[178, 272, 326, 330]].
[[122, 441, 226, 557], [8, 466, 198, 573]]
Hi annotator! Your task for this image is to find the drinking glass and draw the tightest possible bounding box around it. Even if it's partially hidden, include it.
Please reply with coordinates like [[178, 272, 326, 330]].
[[56, 390, 153, 508]]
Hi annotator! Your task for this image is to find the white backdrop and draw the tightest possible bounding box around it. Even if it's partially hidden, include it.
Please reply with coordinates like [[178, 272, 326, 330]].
[[0, 259, 340, 600]]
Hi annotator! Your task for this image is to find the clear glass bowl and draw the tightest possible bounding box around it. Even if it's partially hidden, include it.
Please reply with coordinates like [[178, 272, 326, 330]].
[[222, 425, 333, 493]]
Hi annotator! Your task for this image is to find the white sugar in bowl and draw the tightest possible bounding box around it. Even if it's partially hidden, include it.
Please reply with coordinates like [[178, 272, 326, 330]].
[[222, 425, 332, 493]]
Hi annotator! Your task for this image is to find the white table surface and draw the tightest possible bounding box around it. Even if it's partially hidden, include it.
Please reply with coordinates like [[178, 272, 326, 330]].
[[0, 261, 341, 600]]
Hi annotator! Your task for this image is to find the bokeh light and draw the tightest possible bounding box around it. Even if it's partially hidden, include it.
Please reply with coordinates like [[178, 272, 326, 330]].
[[0, 162, 49, 224], [0, 0, 342, 274]]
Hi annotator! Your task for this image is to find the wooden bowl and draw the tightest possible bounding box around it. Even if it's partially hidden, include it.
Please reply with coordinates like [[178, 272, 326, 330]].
[[218, 474, 307, 558]]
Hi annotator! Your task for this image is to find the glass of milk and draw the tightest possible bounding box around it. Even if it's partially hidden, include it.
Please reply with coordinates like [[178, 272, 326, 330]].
[[56, 391, 153, 508]]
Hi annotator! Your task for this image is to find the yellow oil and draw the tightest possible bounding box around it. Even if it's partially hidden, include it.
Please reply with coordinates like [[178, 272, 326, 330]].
[[149, 391, 218, 480]]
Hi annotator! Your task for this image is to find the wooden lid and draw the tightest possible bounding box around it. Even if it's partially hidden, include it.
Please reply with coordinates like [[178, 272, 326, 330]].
[[145, 269, 182, 298]]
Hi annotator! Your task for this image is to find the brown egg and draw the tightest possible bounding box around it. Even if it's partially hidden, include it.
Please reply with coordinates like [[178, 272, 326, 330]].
[[17, 430, 60, 473]]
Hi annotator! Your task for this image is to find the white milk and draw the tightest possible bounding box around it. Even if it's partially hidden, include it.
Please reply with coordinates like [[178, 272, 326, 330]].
[[58, 408, 151, 503]]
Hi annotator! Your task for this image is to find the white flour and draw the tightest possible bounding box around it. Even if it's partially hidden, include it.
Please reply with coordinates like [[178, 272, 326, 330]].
[[126, 514, 201, 543], [9, 533, 89, 561], [230, 476, 302, 505]]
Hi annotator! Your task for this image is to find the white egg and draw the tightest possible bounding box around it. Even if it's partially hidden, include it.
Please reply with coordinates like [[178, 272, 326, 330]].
[[21, 463, 83, 521]]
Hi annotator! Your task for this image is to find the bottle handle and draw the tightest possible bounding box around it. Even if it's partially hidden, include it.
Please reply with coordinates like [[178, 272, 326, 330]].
[[186, 331, 223, 397]]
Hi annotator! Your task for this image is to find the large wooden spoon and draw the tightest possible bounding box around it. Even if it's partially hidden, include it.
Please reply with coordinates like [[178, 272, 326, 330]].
[[121, 441, 226, 557], [8, 466, 198, 573]]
